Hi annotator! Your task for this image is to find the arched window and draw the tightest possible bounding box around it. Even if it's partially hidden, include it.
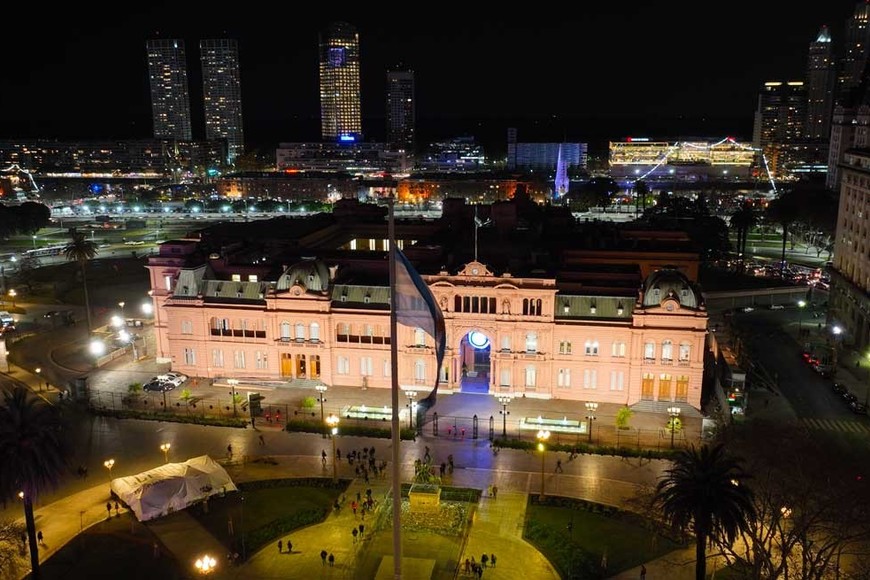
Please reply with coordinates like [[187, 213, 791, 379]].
[[414, 328, 426, 346], [280, 321, 292, 341], [525, 332, 538, 353], [310, 322, 320, 342], [522, 298, 529, 316], [661, 340, 673, 361], [536, 299, 542, 316], [644, 342, 655, 360], [295, 323, 305, 341]]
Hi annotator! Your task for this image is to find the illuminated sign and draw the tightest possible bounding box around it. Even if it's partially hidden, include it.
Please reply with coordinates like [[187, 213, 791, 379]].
[[339, 135, 356, 142]]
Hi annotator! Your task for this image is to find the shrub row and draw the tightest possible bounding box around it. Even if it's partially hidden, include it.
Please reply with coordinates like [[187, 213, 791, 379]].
[[492, 437, 679, 460], [238, 478, 348, 492], [399, 483, 482, 502], [284, 419, 416, 441], [91, 408, 249, 428]]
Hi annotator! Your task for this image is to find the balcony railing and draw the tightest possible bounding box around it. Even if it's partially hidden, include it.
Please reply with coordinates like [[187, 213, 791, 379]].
[[210, 329, 266, 339], [336, 334, 390, 345]]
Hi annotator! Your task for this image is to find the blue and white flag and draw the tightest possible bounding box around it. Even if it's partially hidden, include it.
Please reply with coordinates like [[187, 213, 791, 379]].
[[394, 248, 446, 405]]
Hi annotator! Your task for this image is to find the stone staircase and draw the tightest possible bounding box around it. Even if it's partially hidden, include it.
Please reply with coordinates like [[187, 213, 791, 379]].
[[630, 399, 702, 417]]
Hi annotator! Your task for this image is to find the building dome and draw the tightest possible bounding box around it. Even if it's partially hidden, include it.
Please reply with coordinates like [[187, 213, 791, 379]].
[[276, 258, 330, 293], [641, 268, 701, 309]]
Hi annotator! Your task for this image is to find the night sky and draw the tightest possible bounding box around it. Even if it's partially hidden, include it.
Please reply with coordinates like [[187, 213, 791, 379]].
[[0, 2, 864, 155]]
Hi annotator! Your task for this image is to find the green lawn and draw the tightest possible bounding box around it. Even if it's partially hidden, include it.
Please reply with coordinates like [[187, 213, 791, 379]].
[[189, 479, 346, 560], [31, 513, 184, 580], [524, 496, 686, 579]]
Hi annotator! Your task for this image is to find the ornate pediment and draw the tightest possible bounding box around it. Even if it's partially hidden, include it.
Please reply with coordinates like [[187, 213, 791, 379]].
[[458, 262, 494, 277]]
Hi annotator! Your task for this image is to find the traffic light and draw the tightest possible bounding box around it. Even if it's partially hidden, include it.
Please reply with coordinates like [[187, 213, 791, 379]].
[[248, 392, 265, 416]]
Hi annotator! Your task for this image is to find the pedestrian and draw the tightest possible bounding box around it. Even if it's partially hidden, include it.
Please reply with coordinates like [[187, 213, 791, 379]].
[[352, 527, 359, 543], [440, 462, 446, 477], [351, 500, 358, 516], [448, 454, 454, 472], [321, 549, 328, 564], [476, 564, 483, 579], [640, 563, 647, 579], [336, 448, 342, 460], [114, 501, 120, 516], [555, 459, 563, 473], [37, 531, 44, 546], [492, 485, 498, 499], [152, 541, 159, 559], [106, 501, 112, 519], [277, 539, 282, 553], [328, 553, 335, 567], [275, 410, 281, 423], [464, 558, 470, 573], [227, 443, 233, 459], [490, 553, 496, 567], [461, 427, 466, 439], [265, 410, 271, 423], [322, 450, 327, 466], [287, 540, 293, 553], [601, 551, 608, 575], [481, 553, 488, 568], [359, 523, 365, 537], [259, 434, 265, 445]]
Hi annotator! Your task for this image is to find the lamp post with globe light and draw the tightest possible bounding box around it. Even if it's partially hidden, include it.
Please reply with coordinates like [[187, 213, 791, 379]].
[[227, 378, 239, 417], [326, 414, 340, 482], [537, 429, 550, 496], [667, 406, 681, 448], [585, 402, 598, 443], [160, 443, 171, 463], [406, 390, 418, 429], [103, 458, 115, 491], [497, 395, 511, 438], [798, 300, 806, 336]]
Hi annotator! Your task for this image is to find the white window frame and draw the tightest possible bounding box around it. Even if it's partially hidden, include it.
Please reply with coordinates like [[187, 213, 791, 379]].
[[583, 369, 597, 389], [360, 356, 373, 377], [560, 341, 572, 355], [295, 322, 305, 341], [525, 332, 538, 353], [256, 351, 268, 369], [415, 359, 426, 382], [212, 349, 224, 368], [500, 369, 511, 387], [585, 340, 599, 356], [679, 342, 691, 361], [525, 365, 537, 388], [234, 350, 246, 369], [557, 368, 571, 388], [337, 356, 349, 375], [180, 320, 193, 335], [414, 327, 426, 346], [500, 335, 511, 352], [280, 321, 291, 340], [610, 370, 624, 391], [310, 322, 320, 342], [183, 348, 195, 365], [611, 341, 626, 357], [383, 359, 391, 377], [644, 342, 655, 360], [662, 340, 673, 361]]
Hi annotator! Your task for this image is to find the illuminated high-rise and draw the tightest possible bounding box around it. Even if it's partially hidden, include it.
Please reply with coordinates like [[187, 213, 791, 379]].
[[146, 39, 192, 141], [319, 22, 362, 142], [805, 25, 835, 139], [386, 69, 415, 153], [837, 2, 870, 97], [200, 39, 245, 163]]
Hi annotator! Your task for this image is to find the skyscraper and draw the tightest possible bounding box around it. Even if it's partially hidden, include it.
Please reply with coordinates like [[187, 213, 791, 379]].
[[200, 39, 245, 163], [752, 81, 807, 147], [805, 25, 835, 139], [146, 39, 192, 141], [838, 2, 870, 97], [386, 69, 415, 153], [319, 22, 362, 142]]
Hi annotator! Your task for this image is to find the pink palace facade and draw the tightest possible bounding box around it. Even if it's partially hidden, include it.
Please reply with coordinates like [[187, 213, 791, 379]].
[[146, 238, 707, 413]]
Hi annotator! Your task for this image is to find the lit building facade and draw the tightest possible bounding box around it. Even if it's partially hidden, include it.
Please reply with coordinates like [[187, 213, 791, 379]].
[[752, 81, 807, 148], [200, 39, 245, 163], [276, 142, 410, 174], [805, 25, 835, 140], [146, 39, 193, 141], [319, 22, 362, 142], [838, 2, 870, 95], [507, 142, 588, 172], [146, 218, 707, 414], [830, 149, 870, 350], [608, 139, 755, 180], [386, 69, 415, 153]]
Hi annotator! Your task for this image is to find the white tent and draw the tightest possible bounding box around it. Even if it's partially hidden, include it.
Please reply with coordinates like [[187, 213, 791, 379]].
[[110, 455, 237, 522]]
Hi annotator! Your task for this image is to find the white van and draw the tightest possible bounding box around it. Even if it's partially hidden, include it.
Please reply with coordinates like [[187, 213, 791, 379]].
[[0, 311, 13, 327]]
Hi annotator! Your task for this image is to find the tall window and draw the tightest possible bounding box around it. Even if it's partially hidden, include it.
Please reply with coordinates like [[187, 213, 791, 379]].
[[180, 320, 193, 335], [164, 275, 173, 291], [234, 350, 245, 369], [295, 323, 305, 341], [501, 335, 511, 352], [256, 351, 268, 369], [610, 370, 624, 391], [183, 348, 195, 365], [525, 365, 537, 388], [611, 341, 626, 357], [212, 349, 224, 367], [212, 318, 230, 335], [383, 360, 391, 377], [679, 342, 691, 362], [280, 321, 291, 341], [500, 369, 511, 387], [643, 342, 655, 360], [661, 340, 673, 361], [583, 369, 597, 389], [584, 340, 599, 356], [360, 357, 373, 377], [337, 356, 349, 375], [440, 364, 449, 382], [310, 322, 320, 342], [559, 341, 572, 355], [558, 368, 571, 388], [414, 328, 426, 346], [525, 332, 538, 353], [415, 360, 426, 382]]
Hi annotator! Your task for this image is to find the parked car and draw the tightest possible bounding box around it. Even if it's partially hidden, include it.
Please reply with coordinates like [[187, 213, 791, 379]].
[[156, 372, 188, 387], [849, 400, 868, 415], [842, 391, 859, 405], [143, 379, 172, 392], [832, 382, 847, 395], [769, 304, 785, 310]]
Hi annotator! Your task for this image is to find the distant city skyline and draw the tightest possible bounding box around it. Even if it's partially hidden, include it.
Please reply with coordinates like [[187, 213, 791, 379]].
[[0, 2, 866, 156]]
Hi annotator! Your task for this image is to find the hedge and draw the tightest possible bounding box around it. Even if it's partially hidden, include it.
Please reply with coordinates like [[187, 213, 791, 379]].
[[90, 408, 249, 428], [491, 437, 679, 460], [284, 419, 417, 441]]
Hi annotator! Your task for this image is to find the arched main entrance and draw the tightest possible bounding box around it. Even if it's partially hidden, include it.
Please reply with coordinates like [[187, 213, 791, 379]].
[[460, 330, 491, 393]]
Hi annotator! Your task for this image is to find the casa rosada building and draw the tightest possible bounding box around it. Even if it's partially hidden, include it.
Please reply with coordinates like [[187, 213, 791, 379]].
[[146, 234, 707, 413]]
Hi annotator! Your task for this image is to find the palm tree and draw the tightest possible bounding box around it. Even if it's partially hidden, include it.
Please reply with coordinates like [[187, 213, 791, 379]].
[[0, 386, 71, 579], [765, 194, 801, 279], [730, 202, 758, 273], [653, 443, 756, 580], [62, 231, 98, 331]]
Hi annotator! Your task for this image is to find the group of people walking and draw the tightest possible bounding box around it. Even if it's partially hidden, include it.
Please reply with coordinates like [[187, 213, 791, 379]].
[[464, 553, 496, 578]]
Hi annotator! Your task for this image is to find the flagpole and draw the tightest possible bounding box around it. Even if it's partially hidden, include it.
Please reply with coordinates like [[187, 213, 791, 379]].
[[388, 197, 403, 579], [474, 205, 478, 262]]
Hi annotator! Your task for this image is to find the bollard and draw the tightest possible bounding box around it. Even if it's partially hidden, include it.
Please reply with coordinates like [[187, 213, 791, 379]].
[[472, 414, 479, 439], [488, 415, 494, 441], [433, 412, 439, 436]]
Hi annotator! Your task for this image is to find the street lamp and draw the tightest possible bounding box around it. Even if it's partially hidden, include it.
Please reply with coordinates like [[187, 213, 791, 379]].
[[160, 443, 171, 463], [35, 367, 42, 391], [406, 390, 418, 429], [227, 378, 239, 417], [118, 301, 126, 318], [497, 395, 512, 438], [104, 458, 115, 490], [537, 429, 550, 496], [119, 330, 138, 361], [8, 289, 15, 308], [89, 338, 106, 357], [31, 235, 36, 249], [326, 414, 340, 483], [585, 402, 598, 444], [315, 384, 328, 423], [195, 554, 217, 575], [667, 406, 681, 448], [798, 300, 806, 336]]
